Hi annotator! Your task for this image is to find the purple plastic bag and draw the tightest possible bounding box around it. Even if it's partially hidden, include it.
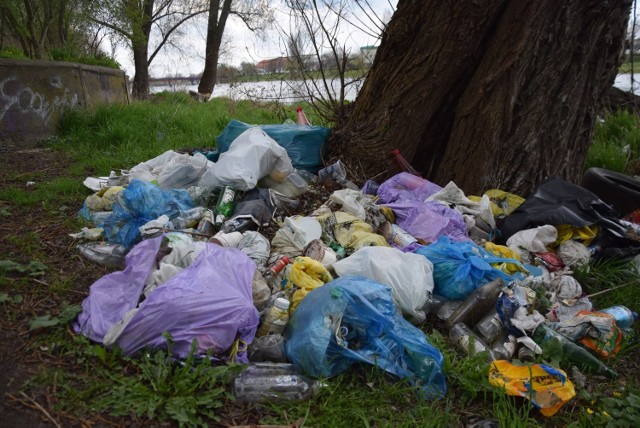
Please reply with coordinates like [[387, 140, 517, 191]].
[[385, 200, 470, 243], [376, 172, 442, 204], [75, 235, 259, 361]]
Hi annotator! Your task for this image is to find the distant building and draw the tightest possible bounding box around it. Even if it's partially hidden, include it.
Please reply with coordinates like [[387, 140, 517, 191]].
[[256, 57, 289, 74], [360, 45, 378, 65]]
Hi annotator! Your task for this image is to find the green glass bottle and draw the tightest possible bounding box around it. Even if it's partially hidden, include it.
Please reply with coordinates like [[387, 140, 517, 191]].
[[531, 323, 617, 379], [214, 186, 236, 228]]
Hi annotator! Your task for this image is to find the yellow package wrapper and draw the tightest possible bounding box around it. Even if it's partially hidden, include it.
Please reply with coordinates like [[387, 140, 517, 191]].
[[289, 256, 333, 312], [489, 360, 576, 417]]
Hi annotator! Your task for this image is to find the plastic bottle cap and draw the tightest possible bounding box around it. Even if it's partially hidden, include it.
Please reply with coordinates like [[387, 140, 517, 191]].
[[392, 149, 400, 156], [274, 298, 290, 310], [296, 106, 302, 112]]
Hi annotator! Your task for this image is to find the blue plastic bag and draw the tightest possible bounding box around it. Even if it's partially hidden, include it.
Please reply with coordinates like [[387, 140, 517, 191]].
[[284, 275, 447, 399], [216, 119, 330, 173], [415, 236, 518, 300], [100, 179, 194, 248]]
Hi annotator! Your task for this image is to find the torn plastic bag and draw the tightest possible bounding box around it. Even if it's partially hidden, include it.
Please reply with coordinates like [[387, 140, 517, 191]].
[[199, 127, 294, 191], [376, 172, 442, 204], [74, 235, 259, 361], [216, 119, 330, 173], [414, 236, 517, 300], [316, 211, 389, 251], [427, 181, 496, 233], [129, 150, 209, 189], [383, 200, 470, 244], [284, 275, 447, 399], [332, 246, 434, 324], [98, 179, 194, 248], [497, 178, 633, 251]]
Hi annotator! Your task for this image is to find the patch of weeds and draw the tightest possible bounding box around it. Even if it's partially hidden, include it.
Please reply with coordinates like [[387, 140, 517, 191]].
[[29, 302, 82, 331], [89, 342, 236, 427], [0, 292, 23, 304], [0, 259, 47, 276]]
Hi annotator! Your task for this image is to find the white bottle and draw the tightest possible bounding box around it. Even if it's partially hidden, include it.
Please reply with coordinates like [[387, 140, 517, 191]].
[[256, 298, 290, 337]]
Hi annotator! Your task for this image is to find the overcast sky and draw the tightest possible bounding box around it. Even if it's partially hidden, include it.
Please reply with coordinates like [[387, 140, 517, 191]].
[[112, 0, 398, 78]]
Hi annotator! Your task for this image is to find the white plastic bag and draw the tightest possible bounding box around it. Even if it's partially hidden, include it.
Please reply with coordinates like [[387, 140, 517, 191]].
[[332, 246, 434, 323], [129, 150, 210, 189], [198, 127, 294, 191]]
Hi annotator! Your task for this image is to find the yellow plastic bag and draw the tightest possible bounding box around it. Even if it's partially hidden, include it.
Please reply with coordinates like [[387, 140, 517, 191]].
[[554, 224, 599, 247], [317, 211, 389, 250], [484, 242, 527, 275], [483, 189, 525, 217], [289, 256, 333, 312], [489, 360, 575, 417]]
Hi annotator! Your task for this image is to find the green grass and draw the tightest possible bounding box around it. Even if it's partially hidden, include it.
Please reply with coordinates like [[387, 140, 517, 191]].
[[51, 94, 301, 177], [587, 110, 640, 175]]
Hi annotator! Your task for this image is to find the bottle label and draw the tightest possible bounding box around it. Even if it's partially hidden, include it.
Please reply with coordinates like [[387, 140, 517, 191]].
[[220, 187, 235, 204]]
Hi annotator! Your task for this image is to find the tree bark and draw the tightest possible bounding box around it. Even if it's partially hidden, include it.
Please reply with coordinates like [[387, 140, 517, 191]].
[[327, 0, 631, 196], [197, 0, 232, 98]]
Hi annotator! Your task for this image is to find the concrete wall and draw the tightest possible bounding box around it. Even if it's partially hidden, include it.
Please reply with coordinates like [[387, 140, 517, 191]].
[[0, 59, 129, 145]]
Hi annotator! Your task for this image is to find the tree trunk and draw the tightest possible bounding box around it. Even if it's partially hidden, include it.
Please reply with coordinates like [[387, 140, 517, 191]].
[[132, 42, 150, 100], [131, 0, 154, 100], [327, 0, 631, 196], [197, 0, 231, 98]]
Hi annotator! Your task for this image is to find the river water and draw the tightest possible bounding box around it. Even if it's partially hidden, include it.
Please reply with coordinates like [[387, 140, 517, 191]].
[[152, 74, 640, 101], [151, 78, 362, 102]]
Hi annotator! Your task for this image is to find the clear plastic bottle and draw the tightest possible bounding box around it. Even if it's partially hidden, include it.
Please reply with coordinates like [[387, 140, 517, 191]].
[[77, 241, 128, 269], [391, 148, 420, 175], [449, 322, 492, 357], [256, 297, 290, 337], [474, 307, 504, 345], [599, 306, 638, 331], [445, 278, 506, 330], [232, 362, 319, 403], [169, 207, 204, 230], [263, 256, 291, 289]]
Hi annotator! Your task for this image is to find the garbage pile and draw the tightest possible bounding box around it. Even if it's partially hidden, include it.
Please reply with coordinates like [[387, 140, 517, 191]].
[[71, 117, 640, 414]]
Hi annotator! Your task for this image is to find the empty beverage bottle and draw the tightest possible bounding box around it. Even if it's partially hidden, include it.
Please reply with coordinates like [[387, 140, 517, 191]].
[[449, 323, 492, 358], [77, 242, 128, 269], [391, 148, 420, 175], [196, 208, 215, 236], [169, 207, 204, 230], [232, 362, 319, 403], [532, 323, 617, 379], [445, 278, 506, 330], [263, 256, 291, 289], [516, 344, 536, 362], [598, 306, 638, 331], [248, 334, 287, 363], [214, 186, 236, 228], [490, 333, 517, 361], [256, 297, 290, 337], [474, 307, 505, 345]]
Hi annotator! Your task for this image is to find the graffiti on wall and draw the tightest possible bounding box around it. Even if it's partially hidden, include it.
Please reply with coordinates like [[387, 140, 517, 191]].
[[0, 75, 78, 124]]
